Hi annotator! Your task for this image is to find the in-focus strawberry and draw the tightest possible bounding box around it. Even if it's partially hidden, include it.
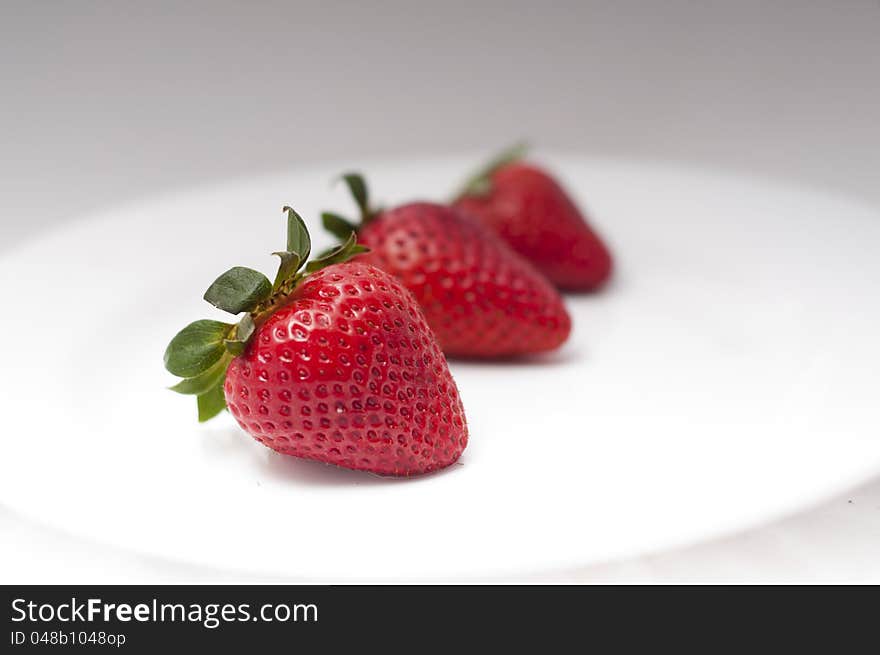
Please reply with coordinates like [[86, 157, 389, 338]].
[[452, 145, 613, 291], [164, 207, 468, 476], [322, 175, 571, 358]]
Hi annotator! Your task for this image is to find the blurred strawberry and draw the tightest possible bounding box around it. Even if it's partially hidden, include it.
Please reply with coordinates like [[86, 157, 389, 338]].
[[322, 175, 571, 358], [453, 144, 613, 291]]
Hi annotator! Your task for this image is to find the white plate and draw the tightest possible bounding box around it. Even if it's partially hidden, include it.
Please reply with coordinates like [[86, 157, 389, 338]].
[[1, 154, 879, 581]]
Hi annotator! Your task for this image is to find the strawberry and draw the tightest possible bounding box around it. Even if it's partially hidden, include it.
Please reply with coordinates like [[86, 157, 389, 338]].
[[452, 145, 613, 291], [164, 207, 468, 476], [322, 175, 571, 358]]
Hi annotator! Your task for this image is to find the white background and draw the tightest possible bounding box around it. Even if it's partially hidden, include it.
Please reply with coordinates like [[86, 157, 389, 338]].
[[1, 0, 878, 582]]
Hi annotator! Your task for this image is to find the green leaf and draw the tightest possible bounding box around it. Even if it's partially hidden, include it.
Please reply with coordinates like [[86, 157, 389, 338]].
[[453, 141, 529, 199], [271, 251, 302, 290], [272, 206, 311, 290], [164, 320, 232, 378], [305, 231, 369, 273], [282, 206, 311, 262], [197, 380, 227, 422], [224, 341, 245, 356], [169, 353, 230, 395], [236, 313, 255, 341], [322, 212, 358, 240], [203, 266, 272, 314], [313, 245, 341, 259], [338, 173, 371, 221], [224, 314, 255, 355]]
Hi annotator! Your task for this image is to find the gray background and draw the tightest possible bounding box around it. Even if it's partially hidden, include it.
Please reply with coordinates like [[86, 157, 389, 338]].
[[2, 0, 879, 581]]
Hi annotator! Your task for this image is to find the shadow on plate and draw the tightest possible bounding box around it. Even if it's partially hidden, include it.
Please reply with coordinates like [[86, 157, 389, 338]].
[[262, 450, 465, 487], [199, 425, 465, 487], [449, 346, 582, 368]]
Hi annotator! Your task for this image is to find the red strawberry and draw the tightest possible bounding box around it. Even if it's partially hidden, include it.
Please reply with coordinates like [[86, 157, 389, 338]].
[[164, 207, 468, 476], [452, 145, 613, 291], [322, 176, 571, 358]]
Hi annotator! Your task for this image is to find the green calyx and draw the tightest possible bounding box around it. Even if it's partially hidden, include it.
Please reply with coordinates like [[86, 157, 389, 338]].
[[320, 172, 382, 241], [164, 206, 369, 422], [452, 141, 529, 200]]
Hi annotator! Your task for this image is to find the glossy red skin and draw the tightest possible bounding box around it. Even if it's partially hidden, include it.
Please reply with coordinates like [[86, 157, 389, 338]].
[[454, 163, 613, 291], [357, 202, 571, 358], [224, 262, 468, 477]]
